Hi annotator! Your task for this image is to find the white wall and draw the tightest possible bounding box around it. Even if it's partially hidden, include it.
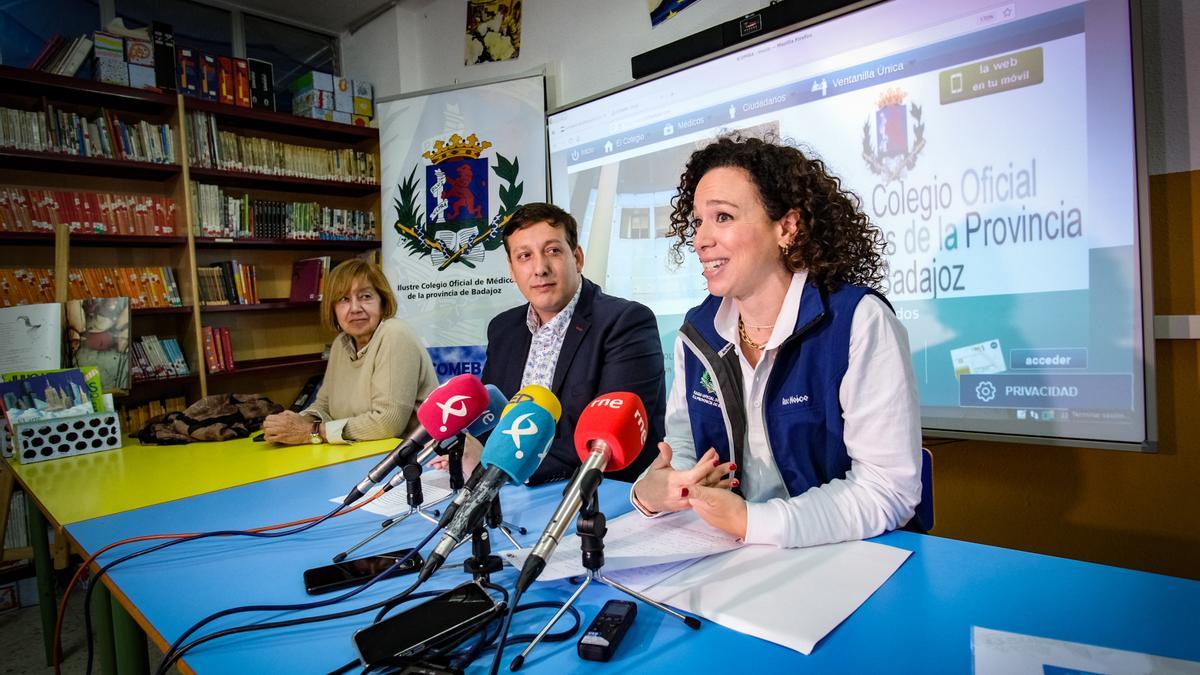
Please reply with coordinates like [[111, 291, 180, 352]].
[[343, 0, 769, 108], [343, 0, 1199, 174]]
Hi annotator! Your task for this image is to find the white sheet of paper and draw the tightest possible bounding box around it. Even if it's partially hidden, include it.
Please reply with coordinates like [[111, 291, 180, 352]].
[[972, 626, 1200, 674], [643, 540, 911, 655], [331, 470, 455, 517], [499, 509, 741, 580]]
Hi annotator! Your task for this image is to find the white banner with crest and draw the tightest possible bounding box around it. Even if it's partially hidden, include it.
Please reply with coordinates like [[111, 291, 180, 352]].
[[379, 74, 546, 380]]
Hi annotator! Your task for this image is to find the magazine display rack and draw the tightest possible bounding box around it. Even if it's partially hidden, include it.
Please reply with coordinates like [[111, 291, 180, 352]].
[[10, 411, 122, 464]]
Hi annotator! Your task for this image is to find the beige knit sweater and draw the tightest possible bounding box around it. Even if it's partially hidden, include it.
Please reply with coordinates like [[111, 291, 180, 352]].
[[301, 317, 439, 441]]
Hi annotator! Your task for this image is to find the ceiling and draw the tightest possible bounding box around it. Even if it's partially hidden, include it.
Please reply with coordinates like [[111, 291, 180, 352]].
[[221, 0, 436, 34]]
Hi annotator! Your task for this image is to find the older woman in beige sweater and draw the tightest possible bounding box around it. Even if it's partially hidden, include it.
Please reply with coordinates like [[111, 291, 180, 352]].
[[261, 260, 438, 444]]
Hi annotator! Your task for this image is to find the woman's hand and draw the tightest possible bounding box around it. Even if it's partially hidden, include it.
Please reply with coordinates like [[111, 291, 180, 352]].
[[632, 442, 736, 514], [427, 433, 483, 476], [686, 484, 748, 539], [261, 411, 316, 445]]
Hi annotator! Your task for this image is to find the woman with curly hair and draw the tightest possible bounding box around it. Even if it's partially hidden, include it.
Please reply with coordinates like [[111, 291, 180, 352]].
[[631, 135, 922, 548]]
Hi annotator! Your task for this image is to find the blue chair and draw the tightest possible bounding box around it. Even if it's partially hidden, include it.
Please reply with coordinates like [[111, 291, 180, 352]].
[[902, 447, 934, 533]]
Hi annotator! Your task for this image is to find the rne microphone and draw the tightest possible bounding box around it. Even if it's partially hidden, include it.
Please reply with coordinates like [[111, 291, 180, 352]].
[[418, 400, 556, 581], [341, 374, 489, 506], [516, 392, 647, 594]]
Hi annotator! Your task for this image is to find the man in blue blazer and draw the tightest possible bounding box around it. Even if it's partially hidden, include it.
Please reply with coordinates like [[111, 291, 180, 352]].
[[481, 202, 665, 485]]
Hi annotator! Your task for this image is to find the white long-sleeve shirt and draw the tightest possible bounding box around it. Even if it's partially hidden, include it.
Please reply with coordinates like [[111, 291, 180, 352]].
[[633, 271, 922, 548]]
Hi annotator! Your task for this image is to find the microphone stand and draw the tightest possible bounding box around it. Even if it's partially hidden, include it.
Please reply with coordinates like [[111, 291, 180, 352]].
[[462, 497, 506, 581], [510, 473, 701, 670], [331, 451, 454, 563]]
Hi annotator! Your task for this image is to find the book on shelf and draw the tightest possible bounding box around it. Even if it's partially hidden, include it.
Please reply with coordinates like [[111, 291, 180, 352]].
[[201, 325, 235, 373], [54, 267, 182, 309], [189, 182, 376, 240], [0, 303, 63, 373], [0, 187, 176, 235], [121, 395, 187, 436], [130, 335, 189, 382], [184, 111, 378, 183], [0, 104, 177, 164], [289, 256, 330, 303], [29, 35, 65, 70], [0, 269, 56, 307], [65, 297, 132, 394], [197, 262, 258, 305]]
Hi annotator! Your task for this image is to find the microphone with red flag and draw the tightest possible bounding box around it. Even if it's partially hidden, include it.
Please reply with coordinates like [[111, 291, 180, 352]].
[[515, 391, 648, 593], [340, 374, 489, 506]]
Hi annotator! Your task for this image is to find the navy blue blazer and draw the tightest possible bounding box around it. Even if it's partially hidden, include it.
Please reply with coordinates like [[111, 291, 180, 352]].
[[482, 277, 666, 485]]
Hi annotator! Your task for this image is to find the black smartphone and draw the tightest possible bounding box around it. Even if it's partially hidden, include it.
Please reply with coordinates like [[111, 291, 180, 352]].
[[302, 548, 423, 595], [353, 580, 501, 667]]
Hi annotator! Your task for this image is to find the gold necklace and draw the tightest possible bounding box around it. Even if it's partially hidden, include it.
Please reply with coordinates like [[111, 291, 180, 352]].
[[738, 318, 767, 351]]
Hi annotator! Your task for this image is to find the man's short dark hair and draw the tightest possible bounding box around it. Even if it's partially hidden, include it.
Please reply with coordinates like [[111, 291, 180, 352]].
[[501, 202, 579, 254]]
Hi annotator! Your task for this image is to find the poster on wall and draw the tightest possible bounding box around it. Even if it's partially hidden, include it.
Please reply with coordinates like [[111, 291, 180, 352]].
[[466, 0, 523, 65], [379, 73, 546, 382], [649, 0, 704, 26]]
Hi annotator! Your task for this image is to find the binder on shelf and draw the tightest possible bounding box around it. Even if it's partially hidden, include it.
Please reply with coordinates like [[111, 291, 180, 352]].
[[151, 22, 176, 92], [289, 256, 329, 303]]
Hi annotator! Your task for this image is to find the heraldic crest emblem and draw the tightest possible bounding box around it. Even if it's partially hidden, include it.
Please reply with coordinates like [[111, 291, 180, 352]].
[[394, 133, 523, 270], [862, 87, 925, 183]]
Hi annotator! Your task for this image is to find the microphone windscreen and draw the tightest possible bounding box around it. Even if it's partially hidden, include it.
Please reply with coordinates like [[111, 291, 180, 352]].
[[503, 384, 562, 422], [481, 400, 556, 484], [415, 374, 490, 442], [573, 392, 648, 472], [465, 384, 507, 437]]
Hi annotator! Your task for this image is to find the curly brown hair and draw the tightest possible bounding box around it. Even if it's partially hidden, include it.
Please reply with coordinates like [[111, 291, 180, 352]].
[[668, 135, 887, 291]]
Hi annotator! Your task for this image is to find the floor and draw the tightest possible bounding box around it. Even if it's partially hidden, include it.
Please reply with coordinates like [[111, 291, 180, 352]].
[[0, 569, 172, 675]]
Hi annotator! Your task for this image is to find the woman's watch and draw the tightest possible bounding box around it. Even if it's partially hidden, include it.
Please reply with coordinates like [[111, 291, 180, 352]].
[[309, 420, 322, 445]]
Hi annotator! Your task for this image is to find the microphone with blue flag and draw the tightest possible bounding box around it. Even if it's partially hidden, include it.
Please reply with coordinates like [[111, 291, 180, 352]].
[[418, 399, 556, 581]]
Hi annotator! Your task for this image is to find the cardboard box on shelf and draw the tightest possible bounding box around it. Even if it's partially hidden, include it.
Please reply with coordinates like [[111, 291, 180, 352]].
[[291, 70, 333, 94]]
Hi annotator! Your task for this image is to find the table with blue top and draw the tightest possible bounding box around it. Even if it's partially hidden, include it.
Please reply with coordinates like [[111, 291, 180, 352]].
[[66, 455, 1200, 673]]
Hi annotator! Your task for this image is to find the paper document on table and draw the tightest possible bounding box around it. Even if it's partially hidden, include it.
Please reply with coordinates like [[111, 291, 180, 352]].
[[972, 626, 1200, 674], [643, 540, 911, 655], [330, 470, 455, 517], [499, 510, 741, 580]]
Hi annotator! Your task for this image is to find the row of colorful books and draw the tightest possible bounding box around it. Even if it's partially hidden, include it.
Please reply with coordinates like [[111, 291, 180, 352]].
[[197, 262, 259, 306], [202, 325, 235, 373], [0, 267, 183, 308], [0, 187, 177, 236], [131, 335, 190, 382], [0, 105, 177, 164], [190, 182, 376, 240], [121, 396, 188, 437], [185, 111, 378, 183]]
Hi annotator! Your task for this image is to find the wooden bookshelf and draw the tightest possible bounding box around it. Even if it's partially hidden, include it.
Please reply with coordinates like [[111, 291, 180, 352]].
[[184, 97, 377, 144], [206, 353, 326, 378], [199, 299, 319, 313], [0, 149, 181, 180], [1, 65, 380, 407], [0, 64, 177, 113], [194, 236, 380, 251], [71, 234, 188, 247]]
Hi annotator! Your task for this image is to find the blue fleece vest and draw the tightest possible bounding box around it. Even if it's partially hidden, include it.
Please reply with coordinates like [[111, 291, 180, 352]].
[[679, 280, 884, 497]]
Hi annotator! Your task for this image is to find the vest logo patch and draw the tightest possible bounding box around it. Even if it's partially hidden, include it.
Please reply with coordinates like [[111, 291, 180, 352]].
[[700, 370, 716, 394], [782, 394, 811, 406]]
